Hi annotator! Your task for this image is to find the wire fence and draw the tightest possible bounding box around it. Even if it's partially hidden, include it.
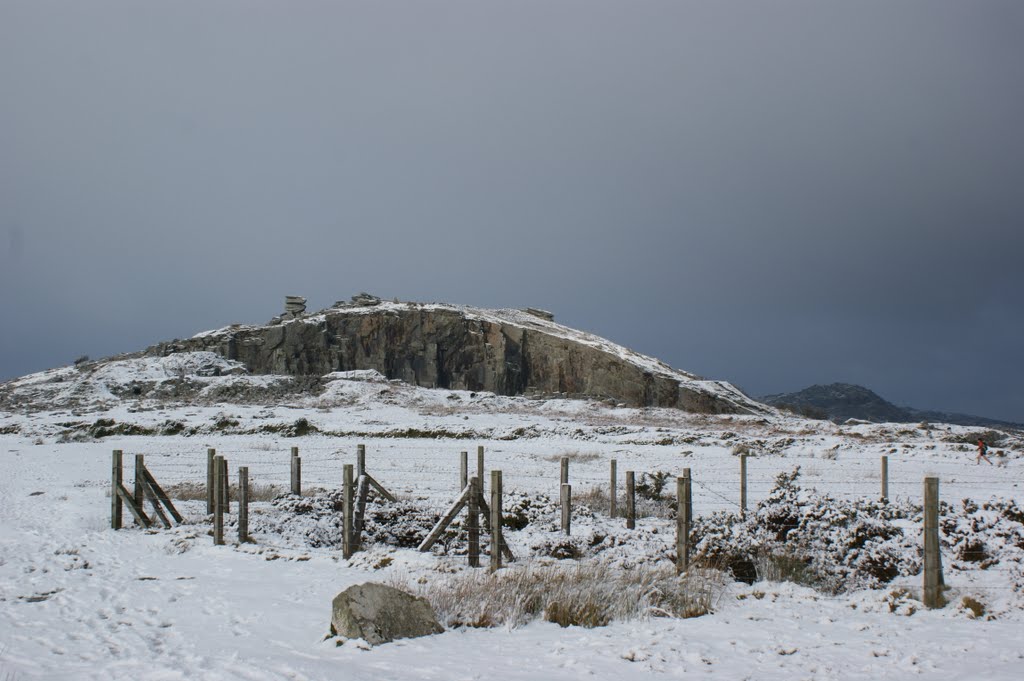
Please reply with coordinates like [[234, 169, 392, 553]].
[[132, 440, 1022, 521]]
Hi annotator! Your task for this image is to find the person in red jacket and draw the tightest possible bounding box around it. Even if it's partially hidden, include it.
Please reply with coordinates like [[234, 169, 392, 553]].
[[976, 438, 993, 465]]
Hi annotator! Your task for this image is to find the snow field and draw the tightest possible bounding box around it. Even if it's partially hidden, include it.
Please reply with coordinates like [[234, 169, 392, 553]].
[[1, 429, 1022, 680]]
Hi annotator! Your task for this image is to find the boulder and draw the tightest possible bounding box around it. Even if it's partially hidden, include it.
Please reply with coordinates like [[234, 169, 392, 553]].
[[330, 583, 443, 645]]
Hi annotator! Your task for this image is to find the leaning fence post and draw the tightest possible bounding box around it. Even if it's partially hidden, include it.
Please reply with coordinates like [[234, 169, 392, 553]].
[[220, 456, 230, 514], [468, 476, 480, 568], [238, 467, 250, 543], [490, 470, 503, 573], [134, 454, 145, 515], [221, 454, 229, 512], [111, 450, 123, 530], [206, 448, 216, 514], [213, 455, 224, 546], [460, 451, 468, 491], [609, 459, 618, 519], [291, 453, 301, 496], [477, 446, 485, 496], [923, 476, 943, 608], [881, 456, 889, 501], [343, 464, 354, 559], [740, 454, 748, 517], [561, 483, 572, 536], [677, 469, 692, 574], [626, 471, 636, 529]]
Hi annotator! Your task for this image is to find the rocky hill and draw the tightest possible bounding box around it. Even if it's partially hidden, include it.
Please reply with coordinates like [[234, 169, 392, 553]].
[[762, 382, 1023, 430], [140, 294, 770, 416]]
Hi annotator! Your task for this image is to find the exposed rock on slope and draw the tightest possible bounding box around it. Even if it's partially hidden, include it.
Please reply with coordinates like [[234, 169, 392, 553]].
[[148, 298, 769, 415], [761, 384, 910, 423], [762, 382, 1023, 429]]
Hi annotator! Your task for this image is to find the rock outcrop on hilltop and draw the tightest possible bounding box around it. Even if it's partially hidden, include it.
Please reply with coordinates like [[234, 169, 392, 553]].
[[146, 295, 771, 415]]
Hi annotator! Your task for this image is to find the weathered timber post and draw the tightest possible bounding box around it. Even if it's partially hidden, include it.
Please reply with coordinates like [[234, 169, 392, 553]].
[[111, 450, 123, 530], [220, 456, 229, 514], [206, 448, 216, 514], [626, 471, 636, 529], [223, 454, 231, 512], [923, 476, 943, 608], [291, 446, 299, 460], [238, 467, 250, 543], [213, 455, 224, 545], [677, 469, 692, 574], [343, 464, 354, 559], [490, 470, 503, 573], [460, 451, 468, 491], [467, 476, 480, 567], [561, 483, 572, 536], [477, 446, 485, 496], [881, 456, 889, 501], [357, 444, 366, 477], [740, 454, 748, 517], [134, 454, 145, 515], [291, 453, 301, 496], [609, 459, 618, 519], [560, 457, 569, 486]]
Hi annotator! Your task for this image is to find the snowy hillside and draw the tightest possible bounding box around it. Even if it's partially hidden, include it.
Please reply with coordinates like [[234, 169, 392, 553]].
[[1, 354, 1023, 679]]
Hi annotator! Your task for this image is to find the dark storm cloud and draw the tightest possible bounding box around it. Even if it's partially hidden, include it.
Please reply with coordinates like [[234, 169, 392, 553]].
[[1, 0, 1022, 421]]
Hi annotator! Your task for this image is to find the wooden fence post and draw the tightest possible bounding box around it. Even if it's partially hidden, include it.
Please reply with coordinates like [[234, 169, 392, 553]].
[[490, 470, 503, 573], [740, 454, 748, 517], [467, 476, 480, 568], [609, 459, 617, 519], [291, 453, 301, 496], [357, 444, 366, 477], [111, 450, 123, 530], [213, 455, 224, 545], [626, 471, 636, 529], [477, 446, 485, 496], [134, 454, 145, 515], [560, 457, 569, 486], [343, 464, 354, 559], [677, 469, 692, 574], [460, 451, 468, 491], [206, 448, 216, 514], [220, 456, 229, 514], [923, 476, 943, 608], [561, 483, 572, 535], [881, 456, 889, 501], [238, 467, 250, 543]]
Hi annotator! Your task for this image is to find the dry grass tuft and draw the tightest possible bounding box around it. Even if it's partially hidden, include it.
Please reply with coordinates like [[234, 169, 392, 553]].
[[574, 485, 675, 519], [401, 562, 728, 630], [544, 450, 603, 464], [164, 481, 289, 503]]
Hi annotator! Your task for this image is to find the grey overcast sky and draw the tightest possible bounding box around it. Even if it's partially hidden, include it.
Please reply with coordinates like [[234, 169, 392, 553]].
[[2, 1, 1022, 421]]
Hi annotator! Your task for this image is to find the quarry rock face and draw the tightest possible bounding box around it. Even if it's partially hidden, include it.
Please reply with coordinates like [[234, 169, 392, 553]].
[[150, 299, 768, 415]]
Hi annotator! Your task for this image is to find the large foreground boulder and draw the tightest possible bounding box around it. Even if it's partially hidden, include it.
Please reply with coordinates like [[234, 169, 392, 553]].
[[331, 583, 443, 645]]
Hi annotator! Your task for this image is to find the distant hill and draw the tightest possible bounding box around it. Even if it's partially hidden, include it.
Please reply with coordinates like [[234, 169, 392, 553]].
[[761, 383, 1024, 430]]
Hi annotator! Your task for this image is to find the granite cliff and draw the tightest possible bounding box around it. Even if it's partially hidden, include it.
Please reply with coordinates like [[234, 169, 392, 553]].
[[147, 295, 770, 416]]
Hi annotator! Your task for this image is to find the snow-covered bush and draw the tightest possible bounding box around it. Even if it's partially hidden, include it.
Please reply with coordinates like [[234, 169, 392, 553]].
[[942, 497, 1024, 590], [692, 468, 922, 593]]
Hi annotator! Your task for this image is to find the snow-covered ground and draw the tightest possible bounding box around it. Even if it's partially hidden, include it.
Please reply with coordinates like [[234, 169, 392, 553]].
[[1, 354, 1022, 679]]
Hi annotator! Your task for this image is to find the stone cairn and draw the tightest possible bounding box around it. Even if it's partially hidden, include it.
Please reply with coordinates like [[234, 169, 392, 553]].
[[283, 296, 307, 319], [333, 292, 383, 309]]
